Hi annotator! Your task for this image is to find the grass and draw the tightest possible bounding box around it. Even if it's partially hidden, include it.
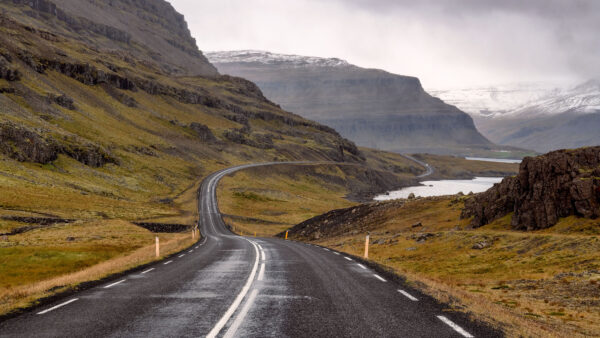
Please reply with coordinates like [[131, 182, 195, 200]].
[[0, 219, 196, 315], [217, 164, 357, 237]]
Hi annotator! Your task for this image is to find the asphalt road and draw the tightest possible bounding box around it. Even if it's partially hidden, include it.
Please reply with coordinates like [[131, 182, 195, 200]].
[[400, 154, 434, 178], [0, 163, 501, 337]]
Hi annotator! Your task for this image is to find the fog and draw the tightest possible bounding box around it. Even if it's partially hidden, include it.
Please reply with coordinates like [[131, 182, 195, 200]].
[[168, 0, 600, 89]]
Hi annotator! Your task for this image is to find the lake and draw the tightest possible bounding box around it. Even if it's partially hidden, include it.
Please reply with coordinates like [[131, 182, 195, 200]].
[[374, 177, 504, 201], [465, 157, 522, 164]]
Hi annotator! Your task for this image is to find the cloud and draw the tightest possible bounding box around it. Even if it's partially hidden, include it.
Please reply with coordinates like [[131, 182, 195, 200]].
[[168, 0, 600, 88]]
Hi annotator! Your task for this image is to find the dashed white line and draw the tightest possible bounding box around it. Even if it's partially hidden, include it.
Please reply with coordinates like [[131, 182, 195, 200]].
[[104, 279, 126, 289], [437, 316, 474, 338], [163, 260, 173, 265], [323, 248, 330, 251], [37, 298, 79, 315], [178, 254, 185, 258], [258, 263, 265, 281], [357, 264, 367, 269], [334, 252, 340, 255], [189, 250, 194, 253], [223, 289, 259, 338], [373, 274, 386, 282], [141, 268, 154, 274], [206, 240, 260, 338], [195, 246, 199, 249], [398, 289, 418, 301], [344, 257, 353, 261]]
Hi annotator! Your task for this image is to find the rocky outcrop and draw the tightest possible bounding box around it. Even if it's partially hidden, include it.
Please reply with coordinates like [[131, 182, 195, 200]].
[[0, 123, 59, 163], [0, 123, 118, 166], [462, 147, 600, 230], [189, 123, 216, 143]]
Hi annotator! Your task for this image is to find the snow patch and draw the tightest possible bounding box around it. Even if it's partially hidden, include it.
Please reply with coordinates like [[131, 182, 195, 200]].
[[206, 50, 350, 68]]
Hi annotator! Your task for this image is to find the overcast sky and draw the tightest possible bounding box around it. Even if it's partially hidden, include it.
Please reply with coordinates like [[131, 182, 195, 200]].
[[168, 0, 599, 89]]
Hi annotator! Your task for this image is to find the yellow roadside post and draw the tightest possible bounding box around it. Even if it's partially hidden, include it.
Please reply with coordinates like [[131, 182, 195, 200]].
[[364, 234, 370, 258], [155, 236, 160, 257], [285, 231, 288, 240]]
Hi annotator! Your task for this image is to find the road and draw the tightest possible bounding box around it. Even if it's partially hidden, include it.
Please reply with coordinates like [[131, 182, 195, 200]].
[[0, 163, 500, 337], [401, 154, 434, 178]]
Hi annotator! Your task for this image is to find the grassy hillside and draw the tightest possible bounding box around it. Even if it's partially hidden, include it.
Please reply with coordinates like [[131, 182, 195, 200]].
[[0, 7, 379, 316]]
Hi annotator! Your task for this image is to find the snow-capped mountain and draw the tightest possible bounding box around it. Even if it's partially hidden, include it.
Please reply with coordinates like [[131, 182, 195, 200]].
[[462, 80, 600, 153], [429, 80, 600, 119], [206, 50, 350, 68]]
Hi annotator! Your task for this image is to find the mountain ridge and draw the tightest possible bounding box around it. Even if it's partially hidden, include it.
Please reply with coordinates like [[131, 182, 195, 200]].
[[206, 50, 514, 156]]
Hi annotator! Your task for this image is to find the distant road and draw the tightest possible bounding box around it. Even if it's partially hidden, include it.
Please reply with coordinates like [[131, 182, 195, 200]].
[[0, 162, 499, 337], [401, 154, 434, 178]]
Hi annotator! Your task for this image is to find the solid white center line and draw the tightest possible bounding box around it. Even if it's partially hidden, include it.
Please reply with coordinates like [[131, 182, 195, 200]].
[[104, 279, 126, 289], [258, 263, 265, 281], [373, 274, 386, 282], [163, 260, 173, 265], [37, 298, 79, 315], [178, 254, 185, 258], [437, 316, 474, 338], [357, 264, 367, 269], [141, 268, 154, 274], [398, 289, 418, 301], [206, 240, 260, 338], [223, 289, 259, 338], [344, 257, 353, 261]]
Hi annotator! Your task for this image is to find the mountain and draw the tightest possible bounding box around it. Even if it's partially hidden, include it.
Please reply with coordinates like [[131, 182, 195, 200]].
[[432, 81, 600, 153], [2, 0, 218, 76], [206, 50, 504, 156], [0, 1, 420, 222]]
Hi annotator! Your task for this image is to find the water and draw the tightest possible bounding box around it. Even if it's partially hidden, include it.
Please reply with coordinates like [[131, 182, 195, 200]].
[[374, 177, 504, 201], [465, 157, 522, 164]]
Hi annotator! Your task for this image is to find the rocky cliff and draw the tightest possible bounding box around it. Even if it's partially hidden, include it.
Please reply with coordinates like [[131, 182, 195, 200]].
[[207, 50, 499, 156], [1, 0, 218, 76], [462, 147, 600, 230]]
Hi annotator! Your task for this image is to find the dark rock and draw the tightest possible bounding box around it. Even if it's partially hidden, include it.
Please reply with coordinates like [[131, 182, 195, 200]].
[[408, 193, 416, 199], [412, 232, 434, 243], [189, 123, 216, 143], [52, 94, 75, 110], [472, 241, 490, 250], [65, 236, 75, 241], [0, 122, 59, 163], [462, 147, 600, 230], [411, 222, 422, 228], [132, 222, 191, 233]]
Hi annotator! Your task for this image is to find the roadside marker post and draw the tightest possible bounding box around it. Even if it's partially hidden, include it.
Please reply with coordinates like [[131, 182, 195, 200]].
[[254, 232, 256, 237], [285, 231, 288, 240], [364, 234, 369, 258], [155, 236, 160, 257]]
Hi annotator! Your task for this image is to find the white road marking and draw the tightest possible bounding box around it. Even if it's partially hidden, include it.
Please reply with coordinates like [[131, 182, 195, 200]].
[[261, 249, 266, 261], [37, 298, 79, 315], [357, 264, 367, 269], [195, 246, 199, 249], [163, 260, 173, 265], [323, 248, 330, 251], [141, 268, 154, 274], [223, 289, 259, 338], [206, 240, 260, 338], [398, 289, 418, 301], [189, 250, 194, 253], [178, 254, 185, 258], [258, 263, 265, 281], [373, 274, 386, 282], [334, 252, 340, 255], [437, 316, 474, 338], [104, 279, 126, 289], [344, 257, 353, 261]]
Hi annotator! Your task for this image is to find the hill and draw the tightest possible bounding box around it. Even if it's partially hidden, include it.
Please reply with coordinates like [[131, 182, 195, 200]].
[[206, 50, 512, 156]]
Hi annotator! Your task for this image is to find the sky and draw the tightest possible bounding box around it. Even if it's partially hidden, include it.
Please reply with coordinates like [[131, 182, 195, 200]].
[[168, 0, 600, 89]]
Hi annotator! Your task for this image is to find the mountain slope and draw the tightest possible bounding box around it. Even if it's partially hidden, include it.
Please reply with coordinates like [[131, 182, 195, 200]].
[[2, 0, 217, 76], [207, 50, 501, 156], [0, 3, 381, 222]]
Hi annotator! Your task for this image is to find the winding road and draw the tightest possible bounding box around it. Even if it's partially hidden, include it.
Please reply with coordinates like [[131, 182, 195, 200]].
[[0, 163, 499, 337]]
